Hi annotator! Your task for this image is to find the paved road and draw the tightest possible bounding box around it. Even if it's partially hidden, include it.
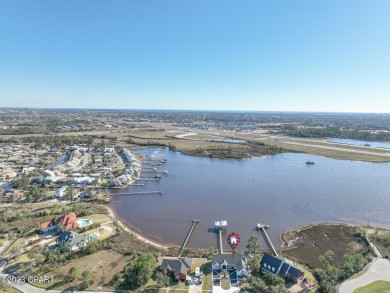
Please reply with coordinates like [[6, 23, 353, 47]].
[[339, 258, 390, 293]]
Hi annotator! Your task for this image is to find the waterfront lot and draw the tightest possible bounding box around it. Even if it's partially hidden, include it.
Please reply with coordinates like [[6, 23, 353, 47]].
[[32, 250, 133, 291], [281, 224, 368, 268]]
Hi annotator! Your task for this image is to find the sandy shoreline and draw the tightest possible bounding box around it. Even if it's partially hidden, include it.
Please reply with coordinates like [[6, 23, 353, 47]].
[[105, 205, 175, 250]]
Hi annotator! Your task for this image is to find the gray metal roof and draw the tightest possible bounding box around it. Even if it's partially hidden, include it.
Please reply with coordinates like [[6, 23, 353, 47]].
[[161, 258, 192, 275], [260, 253, 303, 279], [58, 231, 86, 247], [211, 254, 247, 271]]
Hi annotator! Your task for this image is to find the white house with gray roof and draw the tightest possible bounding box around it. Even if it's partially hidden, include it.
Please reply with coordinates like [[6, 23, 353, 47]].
[[211, 254, 249, 277]]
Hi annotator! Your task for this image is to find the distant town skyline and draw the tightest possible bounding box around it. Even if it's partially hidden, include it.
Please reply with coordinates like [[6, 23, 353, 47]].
[[1, 1, 390, 112]]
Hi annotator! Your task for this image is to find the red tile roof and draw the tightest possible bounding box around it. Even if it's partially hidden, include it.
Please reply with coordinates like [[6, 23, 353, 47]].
[[41, 212, 79, 230]]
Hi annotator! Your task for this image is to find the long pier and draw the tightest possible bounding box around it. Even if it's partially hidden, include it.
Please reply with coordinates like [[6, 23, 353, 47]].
[[178, 219, 199, 257], [113, 191, 162, 196], [218, 229, 223, 254], [138, 178, 160, 181], [257, 224, 278, 256]]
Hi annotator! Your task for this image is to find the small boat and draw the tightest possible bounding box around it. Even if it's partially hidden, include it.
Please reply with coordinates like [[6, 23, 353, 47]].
[[162, 170, 169, 174], [306, 161, 315, 165]]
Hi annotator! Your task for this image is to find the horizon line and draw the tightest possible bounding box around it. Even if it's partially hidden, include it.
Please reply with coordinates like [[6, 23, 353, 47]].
[[0, 106, 390, 115]]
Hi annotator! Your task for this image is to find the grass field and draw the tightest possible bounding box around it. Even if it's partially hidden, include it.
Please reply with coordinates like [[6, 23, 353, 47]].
[[354, 281, 390, 293], [32, 250, 132, 291]]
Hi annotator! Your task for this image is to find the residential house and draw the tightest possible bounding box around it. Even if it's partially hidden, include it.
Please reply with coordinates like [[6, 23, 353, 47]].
[[79, 189, 98, 198], [55, 186, 68, 198], [161, 258, 192, 281], [260, 253, 304, 282], [40, 212, 80, 233], [2, 189, 24, 203], [211, 254, 249, 277], [57, 231, 87, 251]]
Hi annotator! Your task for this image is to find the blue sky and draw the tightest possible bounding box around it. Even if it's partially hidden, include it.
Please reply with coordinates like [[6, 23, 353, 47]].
[[0, 1, 389, 112]]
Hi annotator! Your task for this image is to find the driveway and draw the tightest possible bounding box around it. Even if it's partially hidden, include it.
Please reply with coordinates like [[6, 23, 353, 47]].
[[339, 258, 390, 293], [189, 283, 202, 293]]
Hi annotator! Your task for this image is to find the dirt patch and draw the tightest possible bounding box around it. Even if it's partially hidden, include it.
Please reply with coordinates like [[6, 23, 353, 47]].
[[280, 224, 368, 269]]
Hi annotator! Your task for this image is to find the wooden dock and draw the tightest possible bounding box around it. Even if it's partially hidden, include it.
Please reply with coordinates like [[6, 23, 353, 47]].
[[218, 229, 223, 254], [178, 219, 199, 257], [258, 225, 278, 256], [113, 191, 162, 196]]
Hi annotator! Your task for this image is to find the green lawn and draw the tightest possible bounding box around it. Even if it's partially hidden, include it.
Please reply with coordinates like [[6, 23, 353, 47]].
[[201, 261, 212, 291], [354, 281, 390, 293]]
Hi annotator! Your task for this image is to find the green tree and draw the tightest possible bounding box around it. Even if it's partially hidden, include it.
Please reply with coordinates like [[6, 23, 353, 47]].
[[124, 254, 156, 290], [247, 255, 261, 273], [68, 267, 78, 281], [29, 186, 46, 202], [154, 271, 169, 287], [65, 186, 74, 201], [262, 272, 285, 286], [13, 175, 30, 190], [319, 249, 334, 269], [82, 270, 94, 284], [246, 234, 262, 257], [247, 275, 267, 292]]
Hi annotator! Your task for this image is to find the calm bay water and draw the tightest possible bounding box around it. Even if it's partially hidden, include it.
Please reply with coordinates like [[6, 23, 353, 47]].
[[328, 138, 390, 149], [110, 148, 390, 249]]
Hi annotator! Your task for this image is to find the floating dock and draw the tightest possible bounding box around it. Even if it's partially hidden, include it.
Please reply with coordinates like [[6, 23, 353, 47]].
[[178, 219, 199, 257]]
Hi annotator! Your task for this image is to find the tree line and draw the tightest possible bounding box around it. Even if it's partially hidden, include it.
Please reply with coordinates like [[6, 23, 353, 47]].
[[280, 126, 390, 141]]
